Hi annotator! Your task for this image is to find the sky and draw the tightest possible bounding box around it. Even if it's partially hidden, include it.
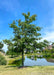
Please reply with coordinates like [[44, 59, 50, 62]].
[[0, 0, 54, 51]]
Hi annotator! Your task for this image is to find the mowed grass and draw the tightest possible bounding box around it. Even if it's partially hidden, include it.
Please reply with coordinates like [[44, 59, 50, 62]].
[[0, 66, 54, 75], [0, 53, 54, 75]]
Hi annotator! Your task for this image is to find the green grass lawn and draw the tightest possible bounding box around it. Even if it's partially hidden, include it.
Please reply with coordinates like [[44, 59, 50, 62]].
[[0, 53, 54, 75], [0, 66, 54, 75]]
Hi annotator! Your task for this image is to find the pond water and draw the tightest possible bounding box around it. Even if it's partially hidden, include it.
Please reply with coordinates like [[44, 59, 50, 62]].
[[24, 56, 54, 66]]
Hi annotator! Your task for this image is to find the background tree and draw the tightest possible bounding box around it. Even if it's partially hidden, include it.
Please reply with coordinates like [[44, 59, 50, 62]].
[[52, 42, 54, 48], [42, 40, 50, 54], [3, 39, 15, 58], [0, 42, 4, 52]]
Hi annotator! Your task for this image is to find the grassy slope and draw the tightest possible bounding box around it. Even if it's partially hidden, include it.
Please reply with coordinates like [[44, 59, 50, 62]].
[[0, 66, 54, 75]]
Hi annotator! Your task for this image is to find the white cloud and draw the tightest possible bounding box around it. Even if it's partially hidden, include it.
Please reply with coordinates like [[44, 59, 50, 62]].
[[42, 18, 54, 42], [41, 0, 54, 42], [42, 31, 54, 41]]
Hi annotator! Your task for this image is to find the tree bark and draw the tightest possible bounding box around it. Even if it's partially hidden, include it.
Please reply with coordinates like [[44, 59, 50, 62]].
[[22, 49, 24, 67]]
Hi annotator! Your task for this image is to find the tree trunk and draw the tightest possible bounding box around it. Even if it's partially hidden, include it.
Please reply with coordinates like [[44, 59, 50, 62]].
[[22, 49, 24, 67]]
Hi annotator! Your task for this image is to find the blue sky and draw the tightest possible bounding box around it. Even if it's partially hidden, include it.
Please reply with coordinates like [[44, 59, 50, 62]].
[[0, 0, 54, 51]]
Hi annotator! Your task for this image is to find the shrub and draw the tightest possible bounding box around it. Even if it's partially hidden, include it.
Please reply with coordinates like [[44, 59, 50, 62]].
[[8, 59, 22, 66], [0, 54, 7, 65], [51, 53, 54, 58]]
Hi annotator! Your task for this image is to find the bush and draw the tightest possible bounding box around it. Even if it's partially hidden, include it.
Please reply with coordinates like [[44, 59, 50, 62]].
[[8, 59, 22, 67], [0, 54, 7, 65], [51, 53, 54, 58]]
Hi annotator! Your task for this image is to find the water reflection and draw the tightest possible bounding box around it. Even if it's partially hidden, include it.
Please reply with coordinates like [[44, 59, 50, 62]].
[[46, 59, 54, 63], [11, 55, 54, 66], [24, 55, 54, 66], [27, 55, 37, 60]]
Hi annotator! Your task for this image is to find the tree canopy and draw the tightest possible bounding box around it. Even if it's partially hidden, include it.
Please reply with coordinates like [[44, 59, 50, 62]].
[[3, 12, 41, 67]]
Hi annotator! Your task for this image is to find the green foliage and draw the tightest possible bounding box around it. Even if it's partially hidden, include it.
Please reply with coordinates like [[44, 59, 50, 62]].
[[43, 40, 49, 47], [3, 39, 20, 57], [52, 42, 54, 48], [3, 12, 41, 66], [3, 39, 12, 45], [52, 53, 54, 58], [0, 54, 7, 65], [0, 42, 3, 49], [0, 42, 4, 52], [27, 55, 37, 60], [37, 42, 44, 50], [9, 59, 22, 66]]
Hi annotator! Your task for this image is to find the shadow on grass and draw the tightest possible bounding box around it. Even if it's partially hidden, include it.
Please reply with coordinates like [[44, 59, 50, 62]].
[[5, 65, 45, 69], [5, 65, 19, 68], [5, 65, 34, 69]]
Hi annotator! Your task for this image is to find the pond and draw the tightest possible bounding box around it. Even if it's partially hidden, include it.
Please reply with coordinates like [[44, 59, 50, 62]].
[[24, 56, 54, 66]]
